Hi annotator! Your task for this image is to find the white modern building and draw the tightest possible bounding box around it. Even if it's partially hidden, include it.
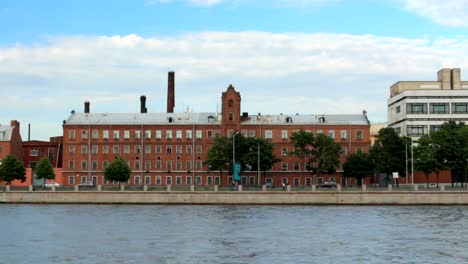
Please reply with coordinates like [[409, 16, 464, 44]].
[[388, 68, 468, 140]]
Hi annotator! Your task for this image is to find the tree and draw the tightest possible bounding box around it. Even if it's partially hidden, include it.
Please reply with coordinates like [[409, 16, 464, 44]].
[[414, 135, 440, 187], [370, 127, 407, 186], [0, 155, 26, 184], [104, 157, 131, 184], [431, 121, 467, 187], [343, 153, 374, 186], [205, 136, 231, 182], [36, 157, 55, 186], [313, 134, 341, 181], [242, 137, 281, 184], [290, 130, 314, 180]]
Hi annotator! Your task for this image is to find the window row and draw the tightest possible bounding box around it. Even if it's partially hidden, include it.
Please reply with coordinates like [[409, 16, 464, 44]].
[[229, 129, 361, 140], [68, 159, 204, 170], [68, 175, 221, 186], [406, 103, 468, 114], [69, 129, 220, 140], [279, 162, 346, 171], [68, 144, 202, 155]]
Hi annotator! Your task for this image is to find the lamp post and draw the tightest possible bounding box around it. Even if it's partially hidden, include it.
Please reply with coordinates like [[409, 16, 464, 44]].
[[232, 132, 239, 186], [411, 141, 414, 190]]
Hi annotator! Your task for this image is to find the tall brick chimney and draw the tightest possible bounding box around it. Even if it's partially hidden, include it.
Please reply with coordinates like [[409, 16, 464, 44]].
[[167, 71, 175, 113], [140, 95, 147, 113], [84, 101, 90, 113]]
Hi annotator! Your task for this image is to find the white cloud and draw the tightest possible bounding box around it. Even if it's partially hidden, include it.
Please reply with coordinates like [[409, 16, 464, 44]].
[[1, 32, 468, 140], [403, 0, 468, 26]]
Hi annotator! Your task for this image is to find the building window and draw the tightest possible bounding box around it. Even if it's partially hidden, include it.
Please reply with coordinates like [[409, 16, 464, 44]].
[[176, 160, 182, 169], [215, 176, 220, 185], [69, 160, 75, 169], [135, 145, 141, 154], [186, 130, 192, 139], [156, 176, 161, 185], [81, 130, 88, 139], [196, 145, 202, 154], [186, 161, 192, 170], [305, 178, 312, 186], [69, 130, 75, 139], [196, 160, 203, 170], [341, 147, 347, 155], [166, 176, 172, 185], [145, 176, 151, 185], [430, 103, 449, 114], [124, 130, 130, 139], [186, 176, 192, 185], [166, 160, 172, 169], [453, 103, 468, 114], [176, 145, 182, 154], [328, 130, 335, 139], [81, 145, 88, 154], [294, 178, 300, 186], [215, 130, 221, 137], [145, 160, 151, 169], [281, 148, 288, 156], [154, 130, 161, 139], [396, 106, 401, 113], [103, 130, 109, 139], [285, 117, 293, 123], [196, 130, 202, 139], [92, 160, 98, 170], [407, 103, 427, 114], [144, 130, 151, 139], [103, 160, 108, 169], [196, 176, 202, 185], [91, 130, 98, 139], [293, 163, 300, 171], [69, 145, 75, 154], [134, 176, 140, 185], [145, 145, 151, 154], [176, 130, 182, 139], [69, 176, 75, 185], [430, 125, 442, 133], [176, 176, 182, 185], [356, 130, 363, 139], [124, 145, 130, 154], [166, 130, 173, 139], [92, 145, 98, 154], [407, 125, 428, 136], [166, 145, 172, 154], [281, 130, 288, 139], [249, 130, 255, 138], [102, 145, 109, 154], [207, 176, 213, 185], [229, 112, 233, 121], [186, 145, 192, 154], [156, 160, 162, 169], [340, 130, 347, 140], [113, 145, 119, 154], [134, 160, 140, 170], [207, 130, 213, 139], [81, 160, 87, 169], [317, 177, 324, 184], [113, 131, 120, 139], [135, 130, 141, 139], [282, 162, 288, 171], [156, 145, 162, 154], [265, 130, 273, 139]]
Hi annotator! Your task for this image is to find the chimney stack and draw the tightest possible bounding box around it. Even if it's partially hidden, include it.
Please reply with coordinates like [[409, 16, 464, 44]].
[[84, 101, 90, 113], [140, 95, 147, 113], [167, 71, 175, 113]]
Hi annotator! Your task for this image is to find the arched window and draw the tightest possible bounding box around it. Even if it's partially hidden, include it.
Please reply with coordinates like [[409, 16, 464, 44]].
[[228, 99, 233, 107], [285, 117, 293, 123]]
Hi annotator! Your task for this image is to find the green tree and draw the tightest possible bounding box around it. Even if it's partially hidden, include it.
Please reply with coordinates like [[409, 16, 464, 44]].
[[313, 134, 341, 181], [343, 153, 375, 186], [290, 130, 314, 180], [0, 155, 26, 184], [242, 137, 281, 185], [104, 157, 132, 184], [431, 121, 467, 187], [205, 136, 231, 182], [414, 135, 441, 187], [36, 157, 55, 186], [370, 127, 407, 185]]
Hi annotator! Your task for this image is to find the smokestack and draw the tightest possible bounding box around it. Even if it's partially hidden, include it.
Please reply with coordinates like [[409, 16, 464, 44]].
[[167, 71, 175, 113], [84, 101, 90, 113], [140, 95, 147, 113], [28, 123, 30, 141]]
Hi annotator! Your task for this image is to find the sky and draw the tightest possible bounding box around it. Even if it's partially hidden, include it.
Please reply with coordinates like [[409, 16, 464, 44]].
[[2, 0, 468, 140]]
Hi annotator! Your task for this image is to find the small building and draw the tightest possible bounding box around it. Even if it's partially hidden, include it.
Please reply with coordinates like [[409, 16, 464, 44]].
[[0, 120, 23, 162]]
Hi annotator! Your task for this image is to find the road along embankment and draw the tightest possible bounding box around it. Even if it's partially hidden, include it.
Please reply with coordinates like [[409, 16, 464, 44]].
[[2, 191, 468, 205]]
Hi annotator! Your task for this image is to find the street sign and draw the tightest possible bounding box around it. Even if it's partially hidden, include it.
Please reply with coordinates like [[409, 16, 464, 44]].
[[234, 163, 241, 181], [392, 172, 399, 179]]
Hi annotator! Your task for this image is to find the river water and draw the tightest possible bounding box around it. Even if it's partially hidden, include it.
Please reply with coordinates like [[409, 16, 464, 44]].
[[1, 205, 467, 264]]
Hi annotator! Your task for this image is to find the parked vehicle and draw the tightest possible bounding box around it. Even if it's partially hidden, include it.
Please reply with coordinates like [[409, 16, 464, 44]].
[[317, 181, 337, 188], [78, 181, 95, 187], [44, 182, 61, 188]]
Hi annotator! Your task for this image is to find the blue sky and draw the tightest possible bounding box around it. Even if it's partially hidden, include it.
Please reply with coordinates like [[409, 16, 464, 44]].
[[1, 0, 468, 140]]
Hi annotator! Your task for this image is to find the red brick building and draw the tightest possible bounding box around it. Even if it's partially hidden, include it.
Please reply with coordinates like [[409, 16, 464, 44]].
[[23, 136, 63, 169], [0, 120, 23, 162], [62, 72, 371, 187]]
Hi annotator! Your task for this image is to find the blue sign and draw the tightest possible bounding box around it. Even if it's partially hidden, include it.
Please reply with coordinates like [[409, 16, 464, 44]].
[[234, 163, 241, 181]]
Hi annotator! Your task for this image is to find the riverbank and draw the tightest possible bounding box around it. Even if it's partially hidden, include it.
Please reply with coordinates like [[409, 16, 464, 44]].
[[2, 191, 468, 205]]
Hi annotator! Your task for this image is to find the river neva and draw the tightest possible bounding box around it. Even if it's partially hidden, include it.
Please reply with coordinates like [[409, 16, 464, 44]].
[[1, 205, 467, 264]]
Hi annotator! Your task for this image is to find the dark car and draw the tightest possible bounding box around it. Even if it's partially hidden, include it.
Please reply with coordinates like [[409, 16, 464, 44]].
[[317, 181, 337, 188]]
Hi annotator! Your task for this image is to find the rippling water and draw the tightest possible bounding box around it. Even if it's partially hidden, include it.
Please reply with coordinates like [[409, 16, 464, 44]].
[[1, 205, 468, 264]]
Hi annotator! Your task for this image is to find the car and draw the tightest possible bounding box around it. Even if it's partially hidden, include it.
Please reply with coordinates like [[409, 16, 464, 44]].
[[44, 182, 61, 188], [317, 181, 337, 188], [78, 181, 96, 187], [265, 182, 274, 188]]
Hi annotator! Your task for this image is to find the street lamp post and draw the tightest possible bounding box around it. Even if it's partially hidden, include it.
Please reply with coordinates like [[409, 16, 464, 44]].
[[232, 132, 239, 186], [411, 141, 414, 190], [257, 138, 261, 186]]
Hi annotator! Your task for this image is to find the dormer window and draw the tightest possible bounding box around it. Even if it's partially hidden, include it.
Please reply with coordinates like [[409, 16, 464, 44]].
[[208, 116, 215, 123], [168, 117, 174, 123], [285, 117, 293, 123]]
